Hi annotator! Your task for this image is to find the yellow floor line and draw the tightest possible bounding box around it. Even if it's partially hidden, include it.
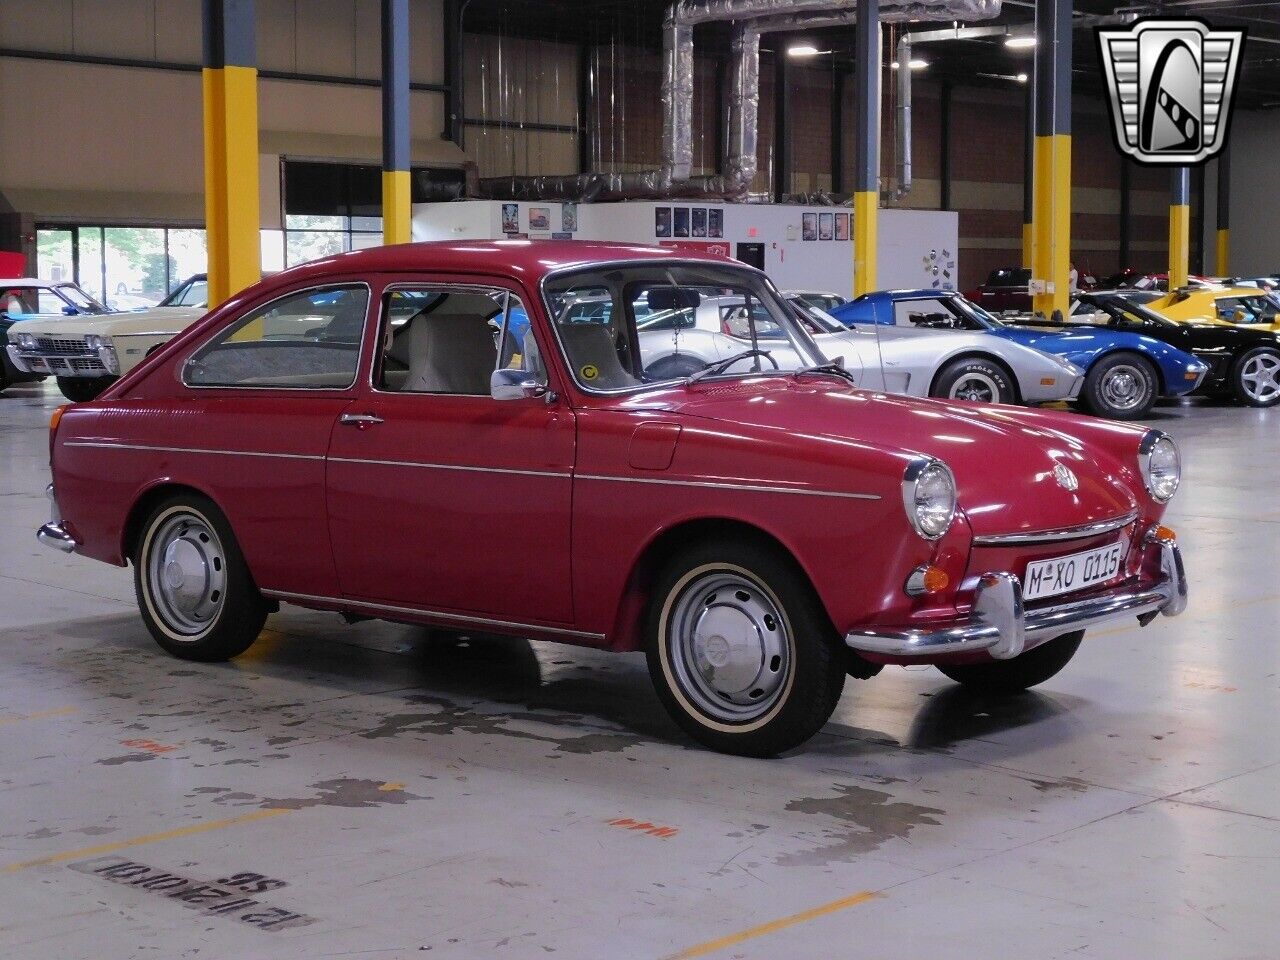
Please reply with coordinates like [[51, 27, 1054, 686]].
[[1, 808, 291, 874], [0, 706, 78, 726], [665, 890, 880, 959]]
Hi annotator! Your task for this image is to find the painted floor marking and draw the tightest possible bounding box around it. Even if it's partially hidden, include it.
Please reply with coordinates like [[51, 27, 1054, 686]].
[[1, 809, 292, 874], [665, 890, 880, 959], [0, 706, 78, 726]]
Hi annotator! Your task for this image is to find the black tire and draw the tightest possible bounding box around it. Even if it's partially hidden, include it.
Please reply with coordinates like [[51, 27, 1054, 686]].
[[133, 493, 268, 662], [645, 537, 846, 757], [644, 354, 707, 380], [57, 376, 116, 402], [1079, 353, 1156, 419], [1230, 346, 1280, 408], [931, 356, 1017, 404], [936, 631, 1084, 694]]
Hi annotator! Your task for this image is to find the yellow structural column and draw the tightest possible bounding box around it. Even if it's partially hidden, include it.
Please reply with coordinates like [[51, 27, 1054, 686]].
[[1214, 150, 1230, 276], [1031, 134, 1071, 316], [1169, 167, 1190, 291], [381, 0, 411, 245], [1216, 229, 1229, 277], [202, 1, 260, 308], [853, 191, 878, 298]]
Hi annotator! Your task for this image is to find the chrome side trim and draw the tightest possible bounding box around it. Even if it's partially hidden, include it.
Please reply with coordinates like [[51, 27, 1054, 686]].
[[845, 529, 1186, 661], [62, 441, 324, 462], [971, 510, 1139, 546], [576, 473, 881, 501], [261, 589, 605, 641], [328, 457, 570, 479]]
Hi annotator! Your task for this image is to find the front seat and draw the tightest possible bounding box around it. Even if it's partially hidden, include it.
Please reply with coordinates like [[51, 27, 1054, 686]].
[[403, 309, 497, 395], [557, 324, 639, 390]]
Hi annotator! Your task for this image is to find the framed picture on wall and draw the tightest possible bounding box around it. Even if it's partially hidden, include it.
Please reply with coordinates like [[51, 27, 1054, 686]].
[[708, 208, 723, 238], [801, 213, 817, 241], [691, 208, 707, 237], [501, 203, 519, 234], [834, 212, 850, 241], [529, 207, 551, 231], [655, 207, 672, 237], [561, 202, 578, 233], [818, 212, 834, 241], [674, 207, 690, 237]]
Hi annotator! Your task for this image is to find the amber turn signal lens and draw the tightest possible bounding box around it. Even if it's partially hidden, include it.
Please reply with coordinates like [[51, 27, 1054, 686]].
[[1184, 371, 1199, 380], [49, 404, 68, 434], [1040, 377, 1056, 386], [1154, 525, 1176, 541], [922, 566, 950, 592]]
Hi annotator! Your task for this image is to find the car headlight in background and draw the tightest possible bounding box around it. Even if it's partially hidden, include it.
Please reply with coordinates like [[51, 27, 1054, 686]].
[[902, 458, 957, 539], [1139, 430, 1180, 502], [84, 334, 119, 375], [14, 331, 37, 351]]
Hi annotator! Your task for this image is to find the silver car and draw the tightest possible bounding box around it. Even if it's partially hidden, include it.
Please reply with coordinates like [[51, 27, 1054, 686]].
[[635, 294, 1083, 405]]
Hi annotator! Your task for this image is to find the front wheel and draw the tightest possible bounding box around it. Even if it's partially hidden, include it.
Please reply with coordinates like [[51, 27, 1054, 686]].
[[932, 356, 1016, 404], [1079, 353, 1156, 419], [1231, 347, 1280, 407], [646, 538, 846, 757], [935, 631, 1083, 693], [57, 376, 116, 402], [133, 493, 268, 662]]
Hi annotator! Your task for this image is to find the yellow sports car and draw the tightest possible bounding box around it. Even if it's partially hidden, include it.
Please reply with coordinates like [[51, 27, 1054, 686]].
[[1140, 286, 1280, 333]]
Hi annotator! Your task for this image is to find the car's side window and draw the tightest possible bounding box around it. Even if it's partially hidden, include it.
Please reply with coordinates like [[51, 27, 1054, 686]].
[[377, 287, 539, 395], [893, 298, 955, 329], [185, 285, 368, 389]]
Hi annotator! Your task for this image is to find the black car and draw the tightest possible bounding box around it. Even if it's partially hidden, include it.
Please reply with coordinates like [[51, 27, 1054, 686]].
[[1068, 291, 1280, 408]]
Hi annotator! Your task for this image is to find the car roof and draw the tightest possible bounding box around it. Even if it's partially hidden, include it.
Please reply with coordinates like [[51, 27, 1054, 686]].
[[263, 240, 738, 290]]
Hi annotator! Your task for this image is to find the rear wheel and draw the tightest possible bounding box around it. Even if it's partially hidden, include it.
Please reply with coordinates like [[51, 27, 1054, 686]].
[[932, 357, 1016, 404], [936, 631, 1084, 693], [133, 493, 268, 662], [56, 376, 115, 402], [1231, 347, 1280, 407], [1080, 353, 1156, 419], [646, 538, 846, 757]]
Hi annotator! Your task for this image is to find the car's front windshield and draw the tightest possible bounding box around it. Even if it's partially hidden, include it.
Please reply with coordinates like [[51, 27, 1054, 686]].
[[945, 293, 1004, 328], [55, 284, 108, 313], [161, 277, 209, 308], [1091, 296, 1174, 328], [544, 262, 825, 392]]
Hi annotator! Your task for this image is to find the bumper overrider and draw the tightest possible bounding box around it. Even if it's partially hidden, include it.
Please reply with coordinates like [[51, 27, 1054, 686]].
[[37, 483, 78, 554], [846, 527, 1186, 661]]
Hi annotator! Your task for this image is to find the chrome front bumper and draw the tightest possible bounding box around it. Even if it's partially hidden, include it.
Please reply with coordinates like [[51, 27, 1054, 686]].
[[846, 531, 1186, 661], [36, 483, 78, 554]]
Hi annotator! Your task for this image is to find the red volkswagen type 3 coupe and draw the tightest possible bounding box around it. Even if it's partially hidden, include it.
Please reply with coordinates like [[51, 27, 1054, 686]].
[[38, 241, 1187, 756]]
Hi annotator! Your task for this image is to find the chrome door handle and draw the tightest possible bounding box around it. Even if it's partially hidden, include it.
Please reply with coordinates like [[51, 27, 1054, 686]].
[[339, 413, 384, 426]]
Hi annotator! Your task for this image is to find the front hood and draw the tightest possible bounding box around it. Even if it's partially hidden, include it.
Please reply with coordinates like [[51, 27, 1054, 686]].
[[8, 306, 202, 338], [640, 379, 1140, 536]]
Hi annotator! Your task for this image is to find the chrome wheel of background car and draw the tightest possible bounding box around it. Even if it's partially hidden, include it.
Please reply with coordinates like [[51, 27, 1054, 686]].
[[666, 570, 792, 723], [1098, 363, 1150, 412], [948, 371, 1001, 402], [1240, 352, 1280, 404], [146, 511, 227, 637]]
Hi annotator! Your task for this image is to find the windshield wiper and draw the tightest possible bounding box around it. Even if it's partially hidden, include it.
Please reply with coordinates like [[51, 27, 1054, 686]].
[[794, 359, 858, 386], [686, 349, 776, 384]]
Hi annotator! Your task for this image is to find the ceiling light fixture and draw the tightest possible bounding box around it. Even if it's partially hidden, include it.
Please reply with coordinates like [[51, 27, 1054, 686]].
[[1004, 35, 1037, 49], [1016, 72, 1029, 83], [788, 44, 820, 57], [890, 59, 929, 70]]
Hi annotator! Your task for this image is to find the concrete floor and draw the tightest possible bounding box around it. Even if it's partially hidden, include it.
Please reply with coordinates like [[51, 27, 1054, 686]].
[[1, 379, 1277, 960]]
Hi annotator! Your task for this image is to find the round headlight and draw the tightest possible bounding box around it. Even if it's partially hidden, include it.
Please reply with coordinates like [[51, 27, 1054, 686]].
[[902, 458, 957, 540], [1139, 431, 1180, 502], [15, 331, 36, 351], [85, 334, 119, 375]]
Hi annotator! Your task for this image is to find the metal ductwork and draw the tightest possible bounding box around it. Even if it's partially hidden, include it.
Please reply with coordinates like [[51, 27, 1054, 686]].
[[476, 0, 1001, 202]]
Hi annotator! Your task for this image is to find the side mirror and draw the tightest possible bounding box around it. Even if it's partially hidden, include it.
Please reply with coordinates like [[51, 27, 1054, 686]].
[[491, 366, 549, 401]]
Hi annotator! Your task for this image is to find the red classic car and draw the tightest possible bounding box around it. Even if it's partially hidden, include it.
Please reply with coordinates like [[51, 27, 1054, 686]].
[[38, 241, 1187, 756]]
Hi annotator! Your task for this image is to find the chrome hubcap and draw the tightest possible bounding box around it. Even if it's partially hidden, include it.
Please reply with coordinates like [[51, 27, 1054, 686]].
[[148, 513, 226, 636], [950, 372, 1000, 403], [1099, 364, 1149, 411], [1241, 353, 1280, 403], [667, 571, 791, 723]]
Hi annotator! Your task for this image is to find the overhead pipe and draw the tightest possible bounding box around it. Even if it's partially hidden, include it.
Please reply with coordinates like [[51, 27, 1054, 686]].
[[477, 0, 1002, 202]]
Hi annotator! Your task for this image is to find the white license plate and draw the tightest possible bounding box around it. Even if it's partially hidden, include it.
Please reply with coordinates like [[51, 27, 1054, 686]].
[[1023, 541, 1124, 601]]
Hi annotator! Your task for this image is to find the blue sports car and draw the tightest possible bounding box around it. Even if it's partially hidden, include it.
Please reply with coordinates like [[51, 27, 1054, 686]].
[[829, 289, 1209, 419]]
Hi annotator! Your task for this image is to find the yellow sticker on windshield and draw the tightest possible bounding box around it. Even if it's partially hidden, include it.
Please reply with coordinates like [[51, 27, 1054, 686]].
[[581, 364, 599, 381]]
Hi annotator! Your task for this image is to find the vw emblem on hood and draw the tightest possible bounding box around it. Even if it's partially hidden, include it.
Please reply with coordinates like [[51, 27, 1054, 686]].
[[1054, 463, 1080, 492]]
